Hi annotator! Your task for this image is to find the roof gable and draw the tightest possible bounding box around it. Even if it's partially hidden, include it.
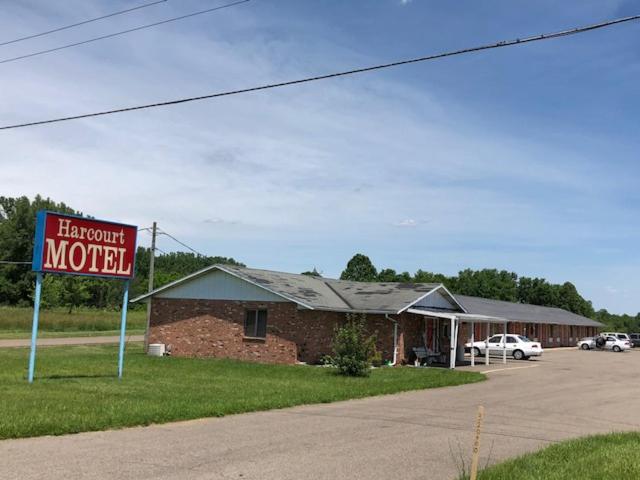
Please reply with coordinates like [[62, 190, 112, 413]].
[[156, 268, 287, 302]]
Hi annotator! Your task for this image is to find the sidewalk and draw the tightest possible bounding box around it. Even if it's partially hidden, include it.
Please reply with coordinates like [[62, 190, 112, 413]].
[[0, 335, 144, 348]]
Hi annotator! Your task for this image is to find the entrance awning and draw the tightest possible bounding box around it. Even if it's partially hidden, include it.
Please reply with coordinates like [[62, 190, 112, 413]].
[[407, 308, 510, 369]]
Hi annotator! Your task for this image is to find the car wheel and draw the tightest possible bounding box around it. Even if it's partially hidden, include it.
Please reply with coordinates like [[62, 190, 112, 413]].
[[472, 347, 482, 357], [580, 343, 590, 350], [613, 345, 621, 352], [513, 349, 524, 360]]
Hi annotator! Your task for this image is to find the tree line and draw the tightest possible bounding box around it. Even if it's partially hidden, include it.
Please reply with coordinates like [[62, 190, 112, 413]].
[[337, 253, 640, 332], [1, 196, 637, 332], [0, 196, 242, 311]]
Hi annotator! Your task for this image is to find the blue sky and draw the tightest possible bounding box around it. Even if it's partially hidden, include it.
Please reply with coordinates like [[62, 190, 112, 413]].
[[1, 0, 639, 313]]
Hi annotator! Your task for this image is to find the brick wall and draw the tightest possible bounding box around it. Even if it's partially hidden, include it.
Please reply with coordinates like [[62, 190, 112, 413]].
[[149, 298, 399, 365], [149, 298, 300, 364], [149, 297, 599, 364]]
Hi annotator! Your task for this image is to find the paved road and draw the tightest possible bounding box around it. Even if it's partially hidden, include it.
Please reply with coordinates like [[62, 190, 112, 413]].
[[0, 335, 143, 348], [2, 349, 639, 480]]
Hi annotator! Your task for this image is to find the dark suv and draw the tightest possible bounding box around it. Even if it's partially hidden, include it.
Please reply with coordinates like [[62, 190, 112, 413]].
[[629, 333, 640, 348]]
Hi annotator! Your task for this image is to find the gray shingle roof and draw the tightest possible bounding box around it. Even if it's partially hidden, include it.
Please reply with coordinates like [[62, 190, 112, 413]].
[[222, 265, 441, 313], [456, 295, 604, 327], [132, 265, 604, 327]]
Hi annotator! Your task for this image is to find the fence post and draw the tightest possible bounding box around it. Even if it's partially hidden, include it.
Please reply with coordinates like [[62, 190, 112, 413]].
[[470, 405, 485, 480]]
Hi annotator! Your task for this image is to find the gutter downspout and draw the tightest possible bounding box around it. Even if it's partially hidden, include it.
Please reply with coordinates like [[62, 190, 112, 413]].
[[385, 314, 399, 366]]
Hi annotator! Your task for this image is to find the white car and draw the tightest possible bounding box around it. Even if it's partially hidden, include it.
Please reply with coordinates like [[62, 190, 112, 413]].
[[465, 334, 543, 360], [577, 337, 595, 350], [595, 335, 631, 352], [601, 332, 634, 348]]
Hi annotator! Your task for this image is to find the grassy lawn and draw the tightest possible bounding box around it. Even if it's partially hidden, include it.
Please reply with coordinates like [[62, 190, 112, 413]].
[[466, 432, 640, 479], [0, 306, 146, 334], [1, 344, 484, 440]]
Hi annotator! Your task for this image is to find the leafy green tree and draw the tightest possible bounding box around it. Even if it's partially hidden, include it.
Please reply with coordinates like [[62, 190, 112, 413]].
[[60, 277, 91, 313], [0, 195, 244, 309], [0, 195, 76, 305], [340, 254, 378, 282], [455, 269, 518, 301], [377, 268, 398, 282]]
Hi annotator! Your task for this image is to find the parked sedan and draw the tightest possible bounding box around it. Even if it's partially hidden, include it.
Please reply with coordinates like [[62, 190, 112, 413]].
[[465, 334, 543, 360], [594, 335, 631, 352], [601, 332, 634, 348], [577, 337, 595, 350], [630, 333, 640, 348]]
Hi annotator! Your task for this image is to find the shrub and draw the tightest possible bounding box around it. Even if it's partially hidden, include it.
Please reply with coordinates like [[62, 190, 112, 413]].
[[331, 314, 376, 377]]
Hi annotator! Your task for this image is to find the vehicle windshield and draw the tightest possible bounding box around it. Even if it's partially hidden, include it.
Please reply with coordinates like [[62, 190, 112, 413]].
[[517, 335, 530, 342]]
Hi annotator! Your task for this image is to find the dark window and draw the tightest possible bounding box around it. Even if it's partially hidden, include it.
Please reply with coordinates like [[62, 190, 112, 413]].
[[506, 336, 518, 343], [244, 309, 267, 338], [488, 335, 502, 343]]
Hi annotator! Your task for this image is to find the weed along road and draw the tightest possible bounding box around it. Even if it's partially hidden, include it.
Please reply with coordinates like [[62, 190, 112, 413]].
[[3, 349, 640, 480]]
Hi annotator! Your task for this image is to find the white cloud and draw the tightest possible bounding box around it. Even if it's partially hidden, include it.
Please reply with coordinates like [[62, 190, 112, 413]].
[[394, 219, 417, 227]]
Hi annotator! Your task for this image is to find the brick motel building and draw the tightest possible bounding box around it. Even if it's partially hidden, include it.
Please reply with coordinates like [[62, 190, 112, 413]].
[[133, 265, 603, 368]]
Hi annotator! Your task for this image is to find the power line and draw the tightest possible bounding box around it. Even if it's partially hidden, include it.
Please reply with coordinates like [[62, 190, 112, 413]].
[[0, 0, 251, 66], [0, 260, 31, 265], [157, 228, 206, 257], [1, 13, 638, 131], [0, 0, 168, 47]]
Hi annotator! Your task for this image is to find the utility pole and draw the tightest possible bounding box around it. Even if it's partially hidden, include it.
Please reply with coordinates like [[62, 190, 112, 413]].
[[144, 221, 157, 352]]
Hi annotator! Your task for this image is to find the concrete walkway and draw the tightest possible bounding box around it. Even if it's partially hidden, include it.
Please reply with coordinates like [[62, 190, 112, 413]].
[[0, 335, 143, 348], [2, 349, 639, 480]]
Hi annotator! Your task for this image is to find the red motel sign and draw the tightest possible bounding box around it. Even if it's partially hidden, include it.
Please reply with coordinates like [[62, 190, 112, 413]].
[[32, 212, 137, 279]]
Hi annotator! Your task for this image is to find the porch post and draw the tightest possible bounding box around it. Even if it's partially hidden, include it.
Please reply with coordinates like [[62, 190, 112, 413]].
[[470, 320, 475, 367], [449, 316, 456, 369], [485, 322, 489, 365], [503, 320, 507, 364]]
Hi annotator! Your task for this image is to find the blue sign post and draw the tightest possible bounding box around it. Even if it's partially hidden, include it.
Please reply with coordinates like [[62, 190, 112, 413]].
[[28, 273, 43, 383], [29, 211, 138, 382], [117, 281, 130, 379]]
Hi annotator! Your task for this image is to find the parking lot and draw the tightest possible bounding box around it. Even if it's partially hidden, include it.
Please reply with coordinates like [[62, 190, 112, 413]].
[[2, 348, 640, 480]]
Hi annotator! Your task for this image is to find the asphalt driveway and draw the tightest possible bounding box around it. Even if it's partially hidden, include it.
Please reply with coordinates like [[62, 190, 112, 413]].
[[2, 349, 639, 480]]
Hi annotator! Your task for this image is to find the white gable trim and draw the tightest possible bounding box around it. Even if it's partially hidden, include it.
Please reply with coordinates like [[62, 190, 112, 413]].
[[396, 285, 467, 314]]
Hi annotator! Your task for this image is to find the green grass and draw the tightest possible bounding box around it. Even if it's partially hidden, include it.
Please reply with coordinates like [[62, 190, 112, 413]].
[[1, 344, 484, 440], [466, 433, 640, 479], [0, 306, 146, 332]]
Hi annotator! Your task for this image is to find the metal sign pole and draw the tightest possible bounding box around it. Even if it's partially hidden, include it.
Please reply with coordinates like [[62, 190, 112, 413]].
[[117, 280, 130, 379], [28, 272, 43, 383]]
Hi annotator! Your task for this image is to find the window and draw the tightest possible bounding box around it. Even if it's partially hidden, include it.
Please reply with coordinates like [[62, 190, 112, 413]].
[[488, 335, 502, 343], [506, 336, 518, 343], [244, 309, 267, 338], [517, 335, 530, 342]]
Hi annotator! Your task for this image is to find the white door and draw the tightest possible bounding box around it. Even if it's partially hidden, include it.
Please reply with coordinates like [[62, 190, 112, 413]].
[[487, 335, 503, 355], [505, 335, 519, 355]]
